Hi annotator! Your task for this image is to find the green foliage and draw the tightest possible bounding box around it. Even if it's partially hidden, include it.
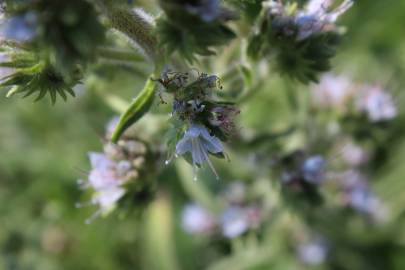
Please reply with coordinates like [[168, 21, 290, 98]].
[[156, 0, 237, 62], [0, 42, 80, 103], [249, 29, 340, 84], [5, 0, 105, 78], [1, 0, 405, 270]]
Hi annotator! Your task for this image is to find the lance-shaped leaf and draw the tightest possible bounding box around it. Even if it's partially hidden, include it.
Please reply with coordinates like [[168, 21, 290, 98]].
[[111, 77, 156, 143]]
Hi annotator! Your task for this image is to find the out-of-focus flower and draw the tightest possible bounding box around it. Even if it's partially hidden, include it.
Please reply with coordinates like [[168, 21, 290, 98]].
[[181, 203, 216, 235], [0, 13, 37, 42], [181, 181, 264, 239], [301, 155, 326, 184], [81, 152, 130, 221], [280, 153, 326, 186], [340, 141, 369, 167], [297, 238, 328, 265], [79, 124, 148, 223], [220, 205, 263, 239], [295, 0, 354, 40], [340, 170, 387, 220], [265, 0, 353, 41], [220, 206, 249, 238], [176, 124, 224, 179], [311, 73, 354, 110], [356, 86, 397, 122]]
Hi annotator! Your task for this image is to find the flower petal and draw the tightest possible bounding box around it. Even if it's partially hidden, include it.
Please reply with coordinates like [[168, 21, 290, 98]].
[[176, 136, 192, 155], [191, 139, 207, 165], [187, 124, 205, 138], [88, 152, 114, 170], [202, 135, 224, 154]]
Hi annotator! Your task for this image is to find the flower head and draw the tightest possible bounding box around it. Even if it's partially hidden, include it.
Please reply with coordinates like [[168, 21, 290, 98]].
[[78, 119, 148, 223], [181, 203, 216, 235], [297, 238, 328, 265], [340, 170, 387, 221], [295, 0, 354, 40], [220, 206, 249, 238], [79, 152, 132, 223], [208, 105, 240, 137], [340, 141, 369, 167], [311, 73, 355, 110], [301, 155, 326, 184], [356, 86, 397, 122], [0, 13, 37, 42], [176, 124, 224, 179]]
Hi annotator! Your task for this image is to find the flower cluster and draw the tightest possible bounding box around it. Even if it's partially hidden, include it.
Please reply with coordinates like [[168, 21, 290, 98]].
[[181, 182, 263, 239], [161, 70, 239, 179], [248, 0, 353, 83], [274, 151, 327, 204], [338, 170, 387, 221], [311, 74, 397, 122], [78, 120, 152, 223]]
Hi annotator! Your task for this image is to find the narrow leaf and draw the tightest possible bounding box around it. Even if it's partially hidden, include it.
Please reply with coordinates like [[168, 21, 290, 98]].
[[111, 77, 156, 142]]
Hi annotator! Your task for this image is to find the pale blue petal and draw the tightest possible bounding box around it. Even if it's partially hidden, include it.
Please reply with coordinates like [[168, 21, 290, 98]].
[[191, 140, 207, 165], [176, 137, 192, 155], [187, 124, 205, 138], [202, 135, 224, 154]]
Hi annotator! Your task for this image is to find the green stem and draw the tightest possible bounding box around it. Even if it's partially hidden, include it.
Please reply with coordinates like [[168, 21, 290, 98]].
[[96, 46, 145, 63]]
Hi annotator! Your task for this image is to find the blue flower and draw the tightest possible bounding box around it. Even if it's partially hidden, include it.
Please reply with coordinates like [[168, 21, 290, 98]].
[[301, 155, 326, 184], [176, 124, 224, 179], [1, 13, 37, 42]]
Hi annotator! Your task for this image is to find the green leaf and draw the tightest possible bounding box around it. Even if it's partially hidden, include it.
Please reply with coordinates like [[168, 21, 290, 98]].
[[111, 76, 157, 143]]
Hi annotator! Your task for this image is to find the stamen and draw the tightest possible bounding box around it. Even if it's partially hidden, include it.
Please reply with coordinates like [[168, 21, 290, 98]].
[[85, 209, 102, 224], [191, 138, 199, 181]]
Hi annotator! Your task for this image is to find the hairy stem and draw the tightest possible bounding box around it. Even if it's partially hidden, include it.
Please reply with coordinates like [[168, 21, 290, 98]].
[[97, 1, 161, 62]]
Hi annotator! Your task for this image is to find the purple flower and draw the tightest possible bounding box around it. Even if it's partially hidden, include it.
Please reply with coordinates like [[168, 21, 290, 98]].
[[340, 141, 369, 167], [301, 155, 326, 184], [220, 206, 249, 238], [80, 152, 130, 221], [356, 86, 397, 122], [78, 138, 145, 223], [295, 0, 353, 40], [219, 205, 262, 238], [340, 170, 387, 220], [311, 74, 354, 110], [208, 105, 240, 136], [265, 0, 353, 40], [297, 238, 328, 265], [181, 204, 216, 235]]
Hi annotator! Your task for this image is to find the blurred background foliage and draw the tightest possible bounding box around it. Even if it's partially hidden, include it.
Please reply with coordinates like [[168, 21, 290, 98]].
[[1, 0, 405, 269]]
